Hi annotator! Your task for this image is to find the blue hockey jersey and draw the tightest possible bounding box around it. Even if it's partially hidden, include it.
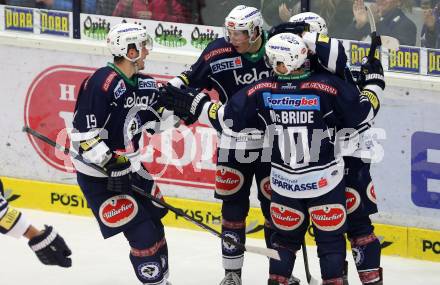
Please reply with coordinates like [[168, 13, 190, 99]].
[[71, 63, 166, 177], [198, 71, 380, 198]]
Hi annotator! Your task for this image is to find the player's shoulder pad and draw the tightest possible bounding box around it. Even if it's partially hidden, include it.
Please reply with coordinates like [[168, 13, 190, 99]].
[[202, 38, 235, 62], [137, 74, 158, 91], [246, 77, 278, 97], [298, 73, 341, 96], [90, 66, 120, 93]]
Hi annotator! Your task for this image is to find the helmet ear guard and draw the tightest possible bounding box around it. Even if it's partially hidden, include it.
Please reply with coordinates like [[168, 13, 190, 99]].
[[265, 33, 308, 75]]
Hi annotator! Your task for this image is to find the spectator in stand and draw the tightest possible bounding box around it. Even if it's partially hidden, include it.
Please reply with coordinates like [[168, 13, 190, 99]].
[[96, 0, 118, 15], [345, 0, 417, 46], [112, 0, 204, 24], [274, 0, 355, 39], [421, 0, 440, 48], [5, 0, 51, 8], [52, 0, 96, 13]]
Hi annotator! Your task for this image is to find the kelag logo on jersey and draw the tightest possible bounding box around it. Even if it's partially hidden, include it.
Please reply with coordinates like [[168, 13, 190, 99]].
[[138, 78, 157, 90], [210, 57, 243, 74], [263, 93, 320, 110]]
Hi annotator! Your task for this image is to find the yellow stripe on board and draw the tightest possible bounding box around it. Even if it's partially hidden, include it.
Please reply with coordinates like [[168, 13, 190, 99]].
[[2, 176, 440, 262]]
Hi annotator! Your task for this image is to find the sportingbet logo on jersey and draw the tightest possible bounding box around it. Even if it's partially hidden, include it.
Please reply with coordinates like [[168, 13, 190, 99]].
[[138, 78, 157, 90], [210, 56, 243, 74], [263, 93, 320, 110]]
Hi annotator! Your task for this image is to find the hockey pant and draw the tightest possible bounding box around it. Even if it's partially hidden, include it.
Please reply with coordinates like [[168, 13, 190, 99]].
[[269, 182, 347, 284], [345, 157, 382, 284], [76, 172, 169, 284]]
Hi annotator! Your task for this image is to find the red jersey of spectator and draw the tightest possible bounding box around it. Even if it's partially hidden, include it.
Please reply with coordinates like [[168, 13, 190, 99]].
[[112, 0, 199, 24]]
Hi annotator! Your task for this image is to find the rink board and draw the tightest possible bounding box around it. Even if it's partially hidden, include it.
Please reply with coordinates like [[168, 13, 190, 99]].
[[2, 176, 440, 263]]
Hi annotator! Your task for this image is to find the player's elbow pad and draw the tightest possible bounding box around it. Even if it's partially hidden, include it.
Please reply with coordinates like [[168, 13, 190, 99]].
[[78, 135, 111, 167], [361, 84, 382, 116], [168, 74, 189, 88], [0, 206, 31, 238]]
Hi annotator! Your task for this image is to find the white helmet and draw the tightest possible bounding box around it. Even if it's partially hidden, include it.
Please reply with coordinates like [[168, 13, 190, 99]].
[[265, 33, 308, 75], [106, 23, 153, 62], [224, 5, 263, 43], [289, 12, 328, 35]]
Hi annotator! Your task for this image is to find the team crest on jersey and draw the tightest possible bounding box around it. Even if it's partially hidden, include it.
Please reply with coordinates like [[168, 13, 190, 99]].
[[210, 56, 243, 74], [114, 79, 126, 99], [270, 202, 304, 231], [263, 94, 320, 110], [99, 195, 138, 228], [309, 204, 346, 231], [138, 78, 157, 90], [345, 187, 361, 214], [215, 166, 244, 196]]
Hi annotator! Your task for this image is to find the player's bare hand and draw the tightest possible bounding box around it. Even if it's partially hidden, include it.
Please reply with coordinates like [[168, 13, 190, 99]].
[[353, 0, 368, 29], [279, 3, 293, 22]]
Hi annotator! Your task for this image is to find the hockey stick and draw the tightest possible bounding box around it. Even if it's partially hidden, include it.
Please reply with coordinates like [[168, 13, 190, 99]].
[[302, 239, 320, 285], [365, 5, 399, 60], [22, 126, 280, 261]]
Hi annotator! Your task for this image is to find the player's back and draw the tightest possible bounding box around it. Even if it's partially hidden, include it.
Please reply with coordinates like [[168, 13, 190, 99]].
[[233, 71, 374, 199]]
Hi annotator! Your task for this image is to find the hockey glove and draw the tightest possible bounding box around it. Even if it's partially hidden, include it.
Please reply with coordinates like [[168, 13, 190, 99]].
[[164, 84, 210, 125], [268, 21, 310, 39], [359, 56, 385, 90], [104, 154, 132, 193], [28, 225, 72, 268]]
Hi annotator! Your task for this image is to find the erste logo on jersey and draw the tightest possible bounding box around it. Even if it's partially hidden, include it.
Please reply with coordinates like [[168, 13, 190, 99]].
[[309, 204, 346, 231], [99, 195, 138, 228], [210, 56, 243, 74], [138, 78, 157, 90], [263, 94, 320, 110], [270, 202, 304, 231], [215, 166, 244, 196], [114, 79, 126, 99], [345, 187, 361, 214]]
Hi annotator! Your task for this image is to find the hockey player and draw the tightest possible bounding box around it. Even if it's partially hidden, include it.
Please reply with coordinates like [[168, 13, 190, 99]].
[[276, 12, 385, 285], [70, 23, 171, 285], [0, 179, 72, 267], [168, 5, 300, 285], [161, 32, 385, 285]]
